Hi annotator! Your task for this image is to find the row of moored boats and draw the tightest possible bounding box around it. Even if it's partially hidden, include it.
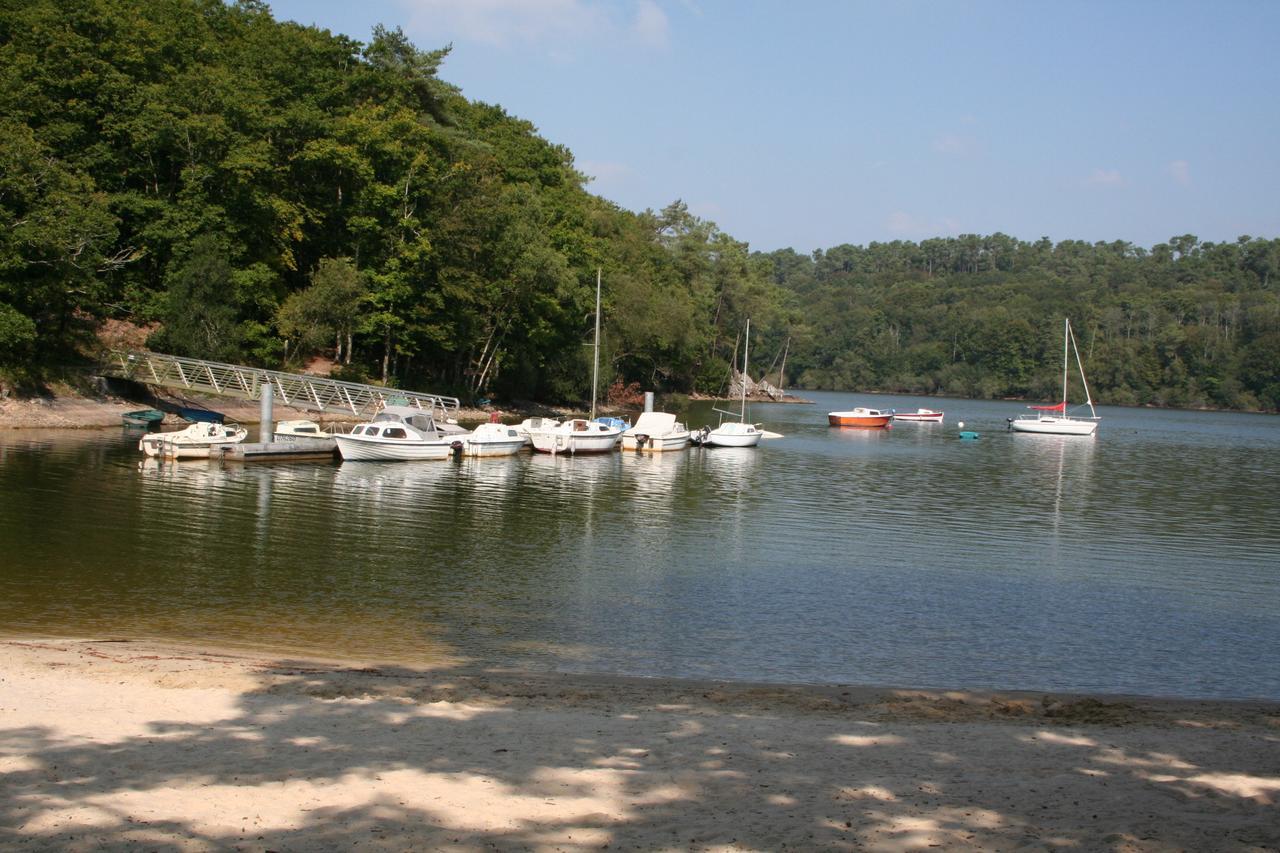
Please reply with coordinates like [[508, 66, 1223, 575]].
[[137, 407, 777, 461]]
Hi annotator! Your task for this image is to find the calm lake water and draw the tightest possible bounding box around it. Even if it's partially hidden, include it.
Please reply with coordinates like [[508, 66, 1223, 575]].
[[2, 391, 1278, 700]]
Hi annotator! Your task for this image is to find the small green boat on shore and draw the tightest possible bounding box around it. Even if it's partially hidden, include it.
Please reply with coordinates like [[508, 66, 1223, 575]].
[[121, 409, 165, 427]]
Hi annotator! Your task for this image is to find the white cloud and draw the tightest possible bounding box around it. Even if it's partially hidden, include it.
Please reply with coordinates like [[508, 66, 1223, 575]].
[[1086, 168, 1125, 187], [632, 0, 669, 47], [579, 159, 632, 187], [886, 211, 962, 238], [1169, 159, 1191, 186], [398, 0, 668, 49], [932, 132, 978, 156]]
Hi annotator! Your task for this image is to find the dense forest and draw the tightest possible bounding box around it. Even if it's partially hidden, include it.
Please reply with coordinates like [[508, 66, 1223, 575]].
[[2, 0, 1278, 411]]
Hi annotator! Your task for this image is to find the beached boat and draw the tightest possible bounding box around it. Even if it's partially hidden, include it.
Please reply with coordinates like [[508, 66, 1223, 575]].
[[333, 406, 457, 461], [121, 409, 165, 427], [176, 406, 225, 424], [460, 422, 526, 457], [827, 407, 893, 428], [1009, 319, 1100, 436], [138, 421, 248, 458], [621, 411, 691, 452], [893, 408, 944, 423]]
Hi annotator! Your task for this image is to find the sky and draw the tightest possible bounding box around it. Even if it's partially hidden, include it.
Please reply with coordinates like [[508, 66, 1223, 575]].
[[265, 0, 1280, 254]]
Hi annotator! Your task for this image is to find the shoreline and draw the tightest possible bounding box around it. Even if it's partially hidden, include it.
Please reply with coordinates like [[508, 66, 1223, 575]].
[[3, 637, 1278, 850]]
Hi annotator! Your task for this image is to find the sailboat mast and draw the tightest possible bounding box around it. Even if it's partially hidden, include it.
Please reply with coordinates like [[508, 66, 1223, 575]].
[[1061, 318, 1070, 407], [778, 336, 790, 395], [590, 267, 601, 421], [741, 318, 750, 421]]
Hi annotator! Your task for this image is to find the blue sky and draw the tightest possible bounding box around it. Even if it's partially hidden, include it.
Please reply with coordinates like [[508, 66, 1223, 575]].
[[266, 0, 1279, 254]]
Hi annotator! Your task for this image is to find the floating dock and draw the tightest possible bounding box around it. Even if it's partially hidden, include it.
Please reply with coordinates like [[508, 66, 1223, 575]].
[[219, 438, 337, 462]]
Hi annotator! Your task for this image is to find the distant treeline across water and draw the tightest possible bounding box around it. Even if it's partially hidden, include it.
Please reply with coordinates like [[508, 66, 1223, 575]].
[[1, 1, 1276, 411]]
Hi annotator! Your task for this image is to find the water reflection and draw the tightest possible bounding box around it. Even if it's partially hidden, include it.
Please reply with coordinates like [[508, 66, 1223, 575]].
[[2, 398, 1280, 699]]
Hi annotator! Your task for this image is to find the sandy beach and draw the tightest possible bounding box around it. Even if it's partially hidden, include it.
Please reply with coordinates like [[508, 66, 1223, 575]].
[[1, 639, 1277, 851]]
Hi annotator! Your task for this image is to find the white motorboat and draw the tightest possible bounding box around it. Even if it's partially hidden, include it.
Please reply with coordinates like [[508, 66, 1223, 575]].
[[460, 422, 526, 457], [272, 419, 337, 452], [1010, 319, 1100, 437], [621, 411, 690, 452], [892, 408, 944, 423], [514, 416, 561, 446], [333, 405, 458, 461], [528, 418, 622, 454], [139, 420, 248, 458]]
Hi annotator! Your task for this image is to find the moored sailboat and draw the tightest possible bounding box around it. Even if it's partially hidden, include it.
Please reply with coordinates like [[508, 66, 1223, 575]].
[[1009, 318, 1100, 436], [527, 269, 622, 454], [700, 318, 762, 448]]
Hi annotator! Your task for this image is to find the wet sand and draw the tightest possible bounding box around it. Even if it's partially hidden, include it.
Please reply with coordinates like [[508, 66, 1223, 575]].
[[2, 638, 1277, 851]]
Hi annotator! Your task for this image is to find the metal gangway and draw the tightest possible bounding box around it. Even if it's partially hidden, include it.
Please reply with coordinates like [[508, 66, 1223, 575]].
[[103, 350, 461, 421]]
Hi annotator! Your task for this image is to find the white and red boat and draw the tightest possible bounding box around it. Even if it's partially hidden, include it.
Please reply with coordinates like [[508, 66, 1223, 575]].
[[892, 408, 944, 423], [827, 407, 893, 428]]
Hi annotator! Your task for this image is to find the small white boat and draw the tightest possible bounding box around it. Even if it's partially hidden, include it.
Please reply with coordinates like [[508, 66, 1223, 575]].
[[514, 416, 561, 446], [333, 406, 457, 461], [139, 421, 248, 458], [528, 418, 622, 454], [621, 411, 691, 452], [1010, 319, 1100, 437], [695, 318, 764, 449], [460, 422, 526, 457], [273, 419, 326, 439], [698, 420, 762, 448], [893, 408, 944, 423]]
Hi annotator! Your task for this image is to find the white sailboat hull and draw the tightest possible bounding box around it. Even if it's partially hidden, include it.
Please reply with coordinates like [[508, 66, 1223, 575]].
[[139, 423, 248, 458], [334, 434, 455, 461], [705, 422, 761, 447], [461, 437, 525, 457], [1010, 416, 1098, 436], [528, 430, 621, 454]]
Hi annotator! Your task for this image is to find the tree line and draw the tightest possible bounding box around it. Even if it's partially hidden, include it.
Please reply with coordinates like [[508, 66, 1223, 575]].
[[2, 0, 1277, 411]]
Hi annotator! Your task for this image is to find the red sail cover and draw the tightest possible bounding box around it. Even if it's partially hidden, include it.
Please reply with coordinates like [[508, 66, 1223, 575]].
[[1031, 402, 1067, 411]]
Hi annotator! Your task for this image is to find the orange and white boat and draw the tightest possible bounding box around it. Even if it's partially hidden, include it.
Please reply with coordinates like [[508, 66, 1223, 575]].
[[827, 407, 893, 428], [892, 408, 944, 423]]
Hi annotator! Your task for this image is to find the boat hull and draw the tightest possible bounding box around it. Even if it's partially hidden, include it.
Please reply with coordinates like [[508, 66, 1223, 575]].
[[139, 423, 248, 458], [334, 434, 455, 461], [461, 437, 525, 457], [621, 433, 690, 452], [139, 438, 245, 458], [827, 411, 892, 428], [705, 431, 760, 448], [893, 409, 943, 423], [1010, 417, 1098, 436], [528, 431, 620, 454], [122, 409, 165, 427]]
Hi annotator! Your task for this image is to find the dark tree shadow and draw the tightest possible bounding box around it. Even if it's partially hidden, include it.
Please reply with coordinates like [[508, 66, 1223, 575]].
[[3, 643, 1279, 850]]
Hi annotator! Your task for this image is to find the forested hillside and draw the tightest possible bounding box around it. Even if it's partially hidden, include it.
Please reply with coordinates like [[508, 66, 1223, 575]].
[[2, 0, 1277, 410]]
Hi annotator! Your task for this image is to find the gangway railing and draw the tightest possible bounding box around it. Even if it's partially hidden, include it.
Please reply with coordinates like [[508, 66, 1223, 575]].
[[103, 350, 461, 421]]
